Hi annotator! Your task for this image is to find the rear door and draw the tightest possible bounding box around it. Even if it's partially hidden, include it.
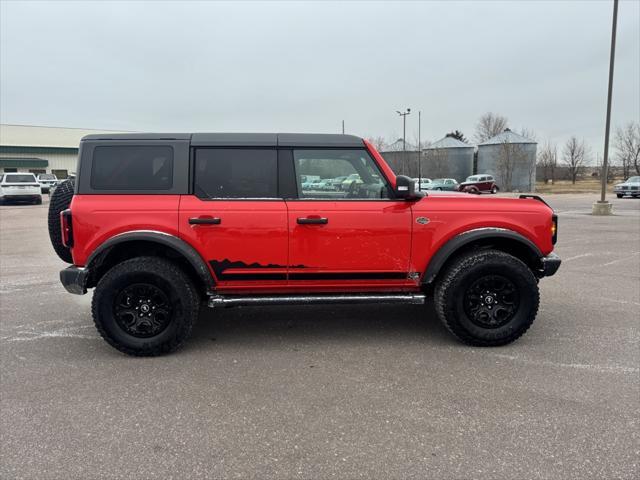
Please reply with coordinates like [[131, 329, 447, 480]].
[[179, 147, 289, 292], [283, 148, 414, 291]]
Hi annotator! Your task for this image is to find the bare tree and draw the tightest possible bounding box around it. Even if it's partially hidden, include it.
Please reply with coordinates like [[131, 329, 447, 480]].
[[614, 122, 640, 177], [518, 127, 537, 142], [562, 136, 589, 184], [537, 141, 558, 183], [475, 112, 508, 143], [366, 136, 387, 152]]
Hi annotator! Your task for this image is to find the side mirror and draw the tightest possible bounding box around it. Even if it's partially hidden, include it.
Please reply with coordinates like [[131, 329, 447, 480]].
[[394, 175, 423, 201]]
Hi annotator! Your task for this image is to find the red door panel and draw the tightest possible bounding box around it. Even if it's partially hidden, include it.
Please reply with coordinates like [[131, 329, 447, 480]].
[[179, 196, 289, 292], [285, 201, 415, 291]]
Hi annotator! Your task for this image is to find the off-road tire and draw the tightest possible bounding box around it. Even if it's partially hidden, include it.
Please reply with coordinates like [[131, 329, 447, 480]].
[[434, 249, 539, 346], [92, 257, 200, 356], [47, 178, 75, 263]]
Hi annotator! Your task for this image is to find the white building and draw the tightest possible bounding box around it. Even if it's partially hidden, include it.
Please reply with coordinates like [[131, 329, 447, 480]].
[[0, 124, 125, 178]]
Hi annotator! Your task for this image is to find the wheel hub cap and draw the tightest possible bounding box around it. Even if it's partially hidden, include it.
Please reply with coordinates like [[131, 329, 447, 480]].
[[113, 283, 172, 338], [463, 275, 520, 328]]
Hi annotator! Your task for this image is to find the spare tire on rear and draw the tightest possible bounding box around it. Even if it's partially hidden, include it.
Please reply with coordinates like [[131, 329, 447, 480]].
[[48, 179, 75, 264]]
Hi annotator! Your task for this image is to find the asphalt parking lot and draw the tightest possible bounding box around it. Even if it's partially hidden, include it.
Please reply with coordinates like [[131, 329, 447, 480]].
[[1, 193, 638, 479]]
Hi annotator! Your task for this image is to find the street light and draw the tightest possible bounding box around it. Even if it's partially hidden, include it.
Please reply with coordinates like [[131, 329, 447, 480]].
[[396, 108, 411, 175], [593, 0, 618, 216]]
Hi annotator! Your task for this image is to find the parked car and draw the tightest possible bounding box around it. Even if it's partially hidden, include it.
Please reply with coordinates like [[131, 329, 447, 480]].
[[325, 176, 347, 190], [459, 175, 499, 194], [0, 173, 42, 205], [340, 173, 363, 190], [425, 178, 459, 191], [614, 176, 640, 198], [51, 132, 560, 356], [37, 173, 58, 193], [301, 178, 326, 190], [413, 178, 432, 191]]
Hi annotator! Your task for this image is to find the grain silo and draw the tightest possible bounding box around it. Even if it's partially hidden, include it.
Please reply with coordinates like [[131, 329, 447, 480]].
[[422, 136, 474, 182], [379, 138, 419, 177], [477, 129, 537, 192]]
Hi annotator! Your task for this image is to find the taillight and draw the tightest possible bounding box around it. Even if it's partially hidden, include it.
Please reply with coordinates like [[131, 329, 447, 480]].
[[551, 214, 558, 245], [60, 209, 73, 247]]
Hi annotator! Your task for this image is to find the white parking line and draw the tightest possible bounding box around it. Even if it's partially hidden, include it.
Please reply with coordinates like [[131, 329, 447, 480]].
[[563, 253, 594, 262], [598, 252, 640, 267], [490, 353, 639, 375]]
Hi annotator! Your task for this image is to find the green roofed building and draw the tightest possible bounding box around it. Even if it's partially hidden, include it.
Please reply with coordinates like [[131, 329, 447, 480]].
[[0, 124, 125, 178]]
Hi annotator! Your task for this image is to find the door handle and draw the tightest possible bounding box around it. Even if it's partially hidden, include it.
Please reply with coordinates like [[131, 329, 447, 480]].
[[297, 217, 328, 225], [189, 217, 221, 225]]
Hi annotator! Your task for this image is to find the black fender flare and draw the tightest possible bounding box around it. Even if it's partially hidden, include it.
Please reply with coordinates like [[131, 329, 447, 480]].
[[422, 228, 542, 285], [86, 230, 215, 291]]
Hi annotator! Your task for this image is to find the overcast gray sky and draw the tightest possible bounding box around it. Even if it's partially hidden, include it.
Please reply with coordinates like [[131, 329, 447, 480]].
[[1, 0, 639, 154]]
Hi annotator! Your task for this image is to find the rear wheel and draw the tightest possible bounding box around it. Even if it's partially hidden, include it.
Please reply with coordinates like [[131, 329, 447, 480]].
[[434, 249, 539, 346], [491, 186, 498, 194], [92, 257, 200, 356], [47, 178, 75, 263]]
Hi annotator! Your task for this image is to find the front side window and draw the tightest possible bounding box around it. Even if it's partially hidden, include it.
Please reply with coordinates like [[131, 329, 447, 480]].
[[91, 146, 173, 190], [293, 149, 390, 200], [195, 149, 278, 199]]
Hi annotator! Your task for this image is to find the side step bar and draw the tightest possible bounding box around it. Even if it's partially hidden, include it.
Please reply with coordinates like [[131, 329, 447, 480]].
[[208, 293, 426, 308]]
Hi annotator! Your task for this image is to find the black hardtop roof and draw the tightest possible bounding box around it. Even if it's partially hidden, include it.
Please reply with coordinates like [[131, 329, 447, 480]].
[[81, 132, 364, 148]]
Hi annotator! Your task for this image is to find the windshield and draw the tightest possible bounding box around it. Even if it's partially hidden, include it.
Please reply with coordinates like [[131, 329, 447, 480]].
[[628, 176, 640, 182], [466, 176, 479, 182], [39, 174, 56, 180], [4, 174, 36, 183]]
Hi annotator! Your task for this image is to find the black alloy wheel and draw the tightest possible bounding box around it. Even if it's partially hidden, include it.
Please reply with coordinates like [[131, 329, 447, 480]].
[[463, 275, 520, 329], [114, 283, 173, 338]]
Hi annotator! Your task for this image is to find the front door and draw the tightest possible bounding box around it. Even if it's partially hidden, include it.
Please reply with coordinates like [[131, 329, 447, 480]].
[[284, 148, 414, 291], [179, 147, 289, 292]]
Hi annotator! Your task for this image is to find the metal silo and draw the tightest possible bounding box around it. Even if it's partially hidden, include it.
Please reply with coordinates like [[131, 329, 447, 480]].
[[477, 129, 537, 192], [379, 138, 419, 177], [422, 136, 474, 182]]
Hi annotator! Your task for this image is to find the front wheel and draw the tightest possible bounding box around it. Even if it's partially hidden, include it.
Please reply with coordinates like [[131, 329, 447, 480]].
[[616, 194, 623, 198], [92, 257, 200, 356], [434, 249, 539, 346]]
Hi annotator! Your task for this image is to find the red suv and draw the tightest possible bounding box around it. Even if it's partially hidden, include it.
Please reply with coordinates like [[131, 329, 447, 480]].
[[49, 133, 560, 356]]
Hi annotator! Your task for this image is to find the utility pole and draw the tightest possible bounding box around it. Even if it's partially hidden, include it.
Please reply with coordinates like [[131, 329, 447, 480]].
[[341, 120, 345, 134], [396, 108, 411, 175], [593, 0, 618, 215], [418, 111, 422, 189]]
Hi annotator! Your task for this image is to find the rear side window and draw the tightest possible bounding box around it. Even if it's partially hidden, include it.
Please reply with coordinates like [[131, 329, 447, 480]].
[[5, 174, 37, 183], [90, 146, 173, 190], [194, 149, 278, 199]]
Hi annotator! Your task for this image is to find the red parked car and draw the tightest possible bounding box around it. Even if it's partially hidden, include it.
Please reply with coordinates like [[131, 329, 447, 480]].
[[459, 175, 499, 194], [49, 133, 560, 356]]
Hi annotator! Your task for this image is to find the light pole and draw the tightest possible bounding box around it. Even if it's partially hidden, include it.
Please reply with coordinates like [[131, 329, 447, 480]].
[[396, 108, 411, 175], [418, 110, 422, 189], [593, 0, 618, 215]]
